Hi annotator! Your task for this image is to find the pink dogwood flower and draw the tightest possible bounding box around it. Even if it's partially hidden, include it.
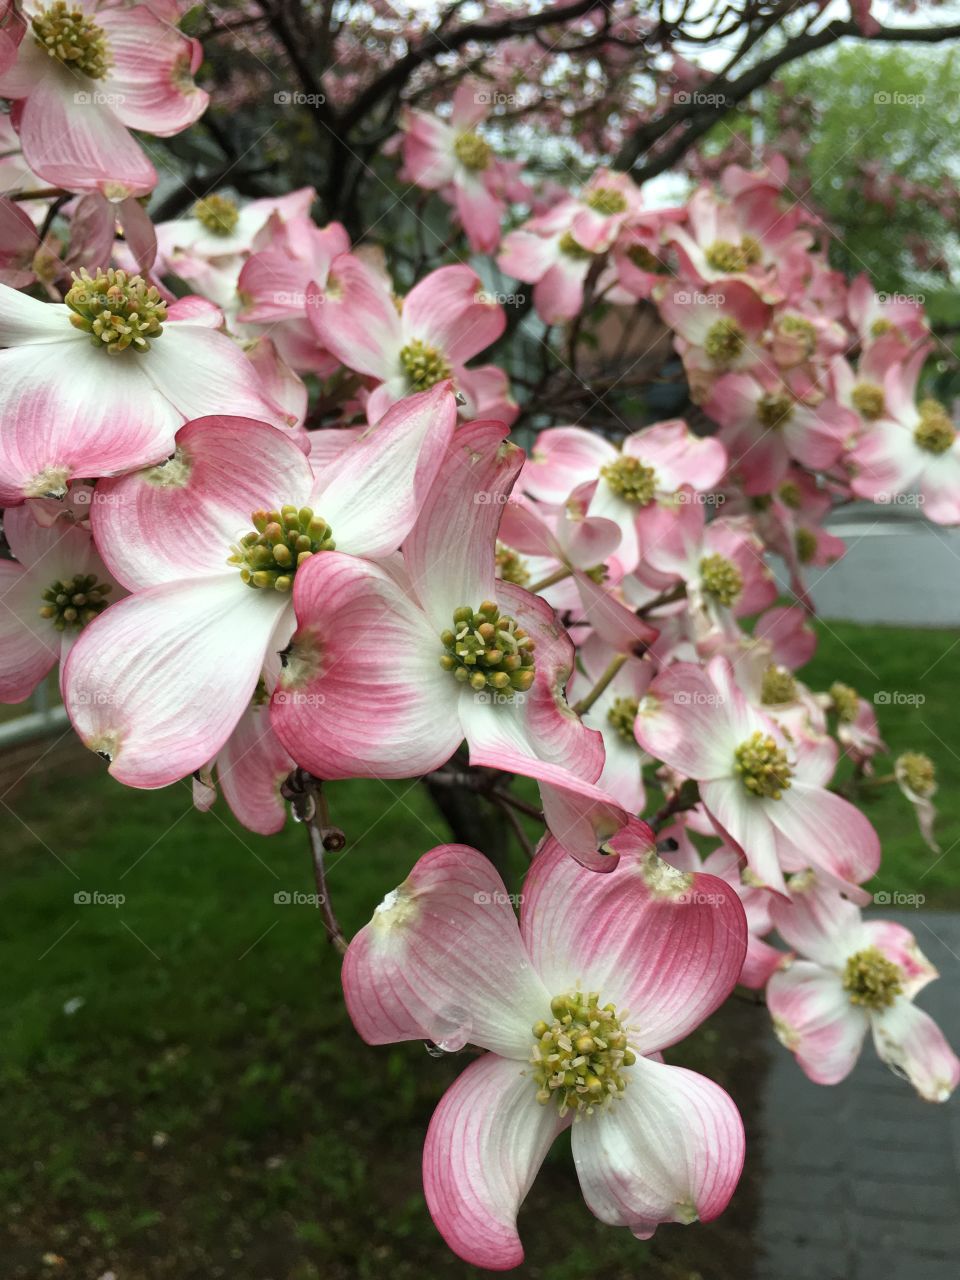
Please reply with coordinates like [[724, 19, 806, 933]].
[[400, 80, 505, 253], [767, 871, 959, 1101], [521, 420, 727, 574], [342, 826, 747, 1267], [194, 700, 295, 837], [704, 371, 852, 495], [498, 199, 597, 324], [634, 656, 881, 899], [850, 349, 960, 524], [62, 386, 458, 787], [269, 420, 629, 867], [0, 277, 286, 504], [0, 500, 120, 701], [0, 0, 208, 197], [306, 257, 508, 423]]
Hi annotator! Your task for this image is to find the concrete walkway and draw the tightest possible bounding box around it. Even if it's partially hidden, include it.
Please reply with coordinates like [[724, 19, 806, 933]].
[[755, 911, 960, 1279]]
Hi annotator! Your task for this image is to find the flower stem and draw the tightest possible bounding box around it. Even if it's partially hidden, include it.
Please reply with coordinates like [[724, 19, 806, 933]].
[[572, 653, 627, 716]]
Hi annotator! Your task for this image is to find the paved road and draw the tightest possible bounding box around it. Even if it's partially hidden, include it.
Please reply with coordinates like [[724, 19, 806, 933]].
[[755, 910, 960, 1280]]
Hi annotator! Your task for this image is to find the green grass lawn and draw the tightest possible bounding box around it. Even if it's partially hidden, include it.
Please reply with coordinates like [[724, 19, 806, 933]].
[[0, 619, 956, 1278]]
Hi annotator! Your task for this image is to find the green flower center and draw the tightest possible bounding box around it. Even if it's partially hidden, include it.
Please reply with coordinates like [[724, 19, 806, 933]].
[[558, 230, 593, 260], [531, 991, 635, 1117], [851, 382, 885, 421], [704, 236, 762, 273], [734, 730, 793, 799], [607, 696, 639, 743], [627, 243, 662, 272], [871, 317, 894, 338], [584, 187, 627, 215], [757, 391, 793, 429], [39, 574, 112, 631], [193, 195, 239, 236], [399, 338, 453, 391], [439, 601, 535, 696], [704, 318, 746, 367], [897, 750, 936, 797], [830, 681, 859, 724], [699, 552, 743, 606], [778, 481, 802, 509], [914, 399, 956, 455], [65, 268, 167, 355], [795, 527, 817, 564], [843, 946, 903, 1011], [778, 314, 817, 358], [761, 664, 797, 705], [495, 542, 531, 588], [32, 1, 110, 79], [228, 506, 335, 592], [601, 456, 657, 505], [453, 131, 491, 171]]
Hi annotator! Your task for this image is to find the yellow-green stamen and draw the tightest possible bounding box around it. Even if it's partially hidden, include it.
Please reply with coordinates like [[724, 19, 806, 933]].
[[761, 664, 797, 706], [584, 187, 627, 215], [734, 730, 792, 799], [896, 751, 936, 797], [193, 195, 239, 236], [495, 543, 531, 588], [700, 552, 743, 607], [453, 131, 491, 172], [795, 527, 817, 564], [757, 391, 793, 429], [39, 574, 112, 631], [851, 382, 885, 421], [399, 338, 453, 391], [228, 506, 335, 591], [601, 456, 657, 505], [843, 946, 903, 1011], [65, 268, 167, 354], [914, 399, 956, 455], [558, 230, 593, 260], [778, 314, 817, 358], [704, 236, 761, 273], [607, 697, 639, 743], [439, 601, 535, 696], [704, 318, 746, 367], [32, 2, 110, 79], [830, 681, 859, 724], [531, 991, 635, 1117]]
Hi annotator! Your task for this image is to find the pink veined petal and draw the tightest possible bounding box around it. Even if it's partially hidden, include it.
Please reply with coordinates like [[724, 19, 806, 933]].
[[629, 419, 728, 492], [17, 57, 156, 196], [342, 843, 551, 1056], [699, 778, 788, 897], [96, 7, 208, 136], [534, 258, 588, 324], [870, 999, 960, 1103], [520, 825, 746, 1054], [423, 1055, 567, 1271], [311, 383, 458, 559], [860, 920, 938, 999], [63, 576, 288, 788], [450, 79, 489, 130], [402, 419, 523, 630], [305, 252, 402, 380], [0, 560, 59, 701], [634, 662, 742, 781], [572, 1055, 744, 1232], [536, 777, 630, 871], [271, 552, 462, 780], [216, 703, 295, 836], [400, 109, 456, 188], [453, 175, 504, 255], [573, 571, 659, 653], [766, 961, 868, 1085], [741, 936, 784, 990], [142, 323, 287, 427], [768, 872, 865, 968], [91, 415, 314, 590], [402, 264, 505, 363], [522, 425, 615, 503], [764, 782, 880, 897], [0, 340, 181, 504]]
